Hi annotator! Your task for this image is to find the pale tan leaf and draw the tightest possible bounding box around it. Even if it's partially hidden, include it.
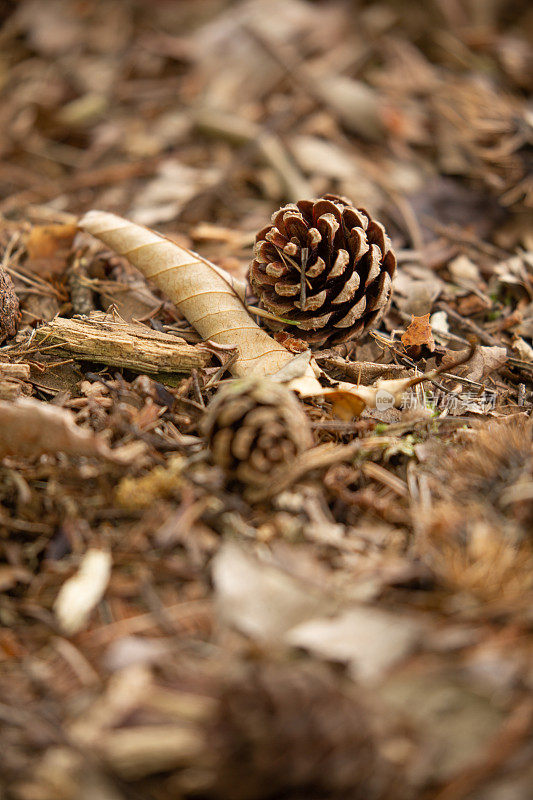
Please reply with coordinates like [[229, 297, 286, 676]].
[[312, 75, 385, 141], [442, 345, 507, 381], [512, 336, 533, 362], [287, 608, 423, 683], [430, 310, 449, 335], [54, 549, 112, 635], [271, 350, 313, 382], [448, 254, 481, 284], [212, 542, 326, 642]]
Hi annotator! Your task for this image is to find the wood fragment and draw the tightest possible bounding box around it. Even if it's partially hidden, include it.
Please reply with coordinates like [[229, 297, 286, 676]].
[[33, 312, 211, 374]]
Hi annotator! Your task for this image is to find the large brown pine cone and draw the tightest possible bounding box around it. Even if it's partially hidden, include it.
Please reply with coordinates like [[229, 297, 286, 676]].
[[249, 195, 396, 347], [202, 378, 313, 490]]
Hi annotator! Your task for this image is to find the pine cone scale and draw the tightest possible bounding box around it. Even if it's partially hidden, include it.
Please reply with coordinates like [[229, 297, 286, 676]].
[[249, 195, 395, 346]]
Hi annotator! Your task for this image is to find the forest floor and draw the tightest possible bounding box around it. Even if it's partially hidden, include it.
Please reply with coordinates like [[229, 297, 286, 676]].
[[0, 1, 532, 799]]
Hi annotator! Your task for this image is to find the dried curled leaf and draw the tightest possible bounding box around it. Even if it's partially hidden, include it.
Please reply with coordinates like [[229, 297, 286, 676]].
[[79, 210, 296, 378]]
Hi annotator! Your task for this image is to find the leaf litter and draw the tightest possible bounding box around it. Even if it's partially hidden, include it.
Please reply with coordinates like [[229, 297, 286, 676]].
[[0, 1, 532, 799]]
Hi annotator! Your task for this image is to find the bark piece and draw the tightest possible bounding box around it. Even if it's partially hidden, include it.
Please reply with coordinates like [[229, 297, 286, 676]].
[[34, 312, 211, 375]]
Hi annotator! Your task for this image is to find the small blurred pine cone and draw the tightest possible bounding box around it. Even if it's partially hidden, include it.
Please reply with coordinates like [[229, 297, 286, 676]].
[[249, 194, 396, 347], [202, 378, 313, 491], [208, 661, 412, 800], [0, 267, 19, 344]]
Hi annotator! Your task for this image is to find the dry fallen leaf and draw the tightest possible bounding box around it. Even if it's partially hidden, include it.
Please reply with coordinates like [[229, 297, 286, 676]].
[[381, 670, 506, 781], [54, 549, 112, 635], [213, 543, 422, 683], [0, 397, 142, 463], [430, 310, 449, 336], [401, 313, 435, 352], [212, 542, 327, 643], [313, 75, 385, 142], [443, 345, 507, 381], [394, 270, 444, 316], [26, 223, 77, 274], [130, 160, 220, 227], [104, 636, 171, 672], [287, 607, 423, 683], [448, 254, 481, 284], [511, 336, 533, 362]]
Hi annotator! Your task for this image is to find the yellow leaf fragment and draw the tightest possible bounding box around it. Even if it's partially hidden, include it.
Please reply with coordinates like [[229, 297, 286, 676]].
[[320, 388, 367, 420], [115, 456, 184, 510]]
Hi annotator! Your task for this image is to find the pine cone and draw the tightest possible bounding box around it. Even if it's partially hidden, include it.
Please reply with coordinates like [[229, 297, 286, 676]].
[[202, 378, 313, 490], [0, 267, 19, 344], [208, 662, 412, 800], [249, 195, 396, 347]]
